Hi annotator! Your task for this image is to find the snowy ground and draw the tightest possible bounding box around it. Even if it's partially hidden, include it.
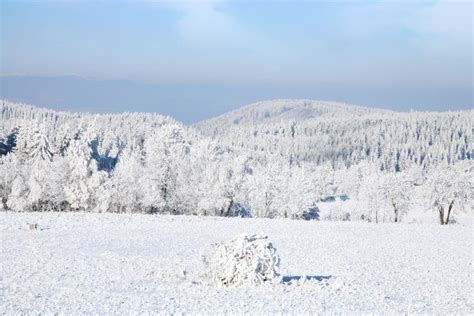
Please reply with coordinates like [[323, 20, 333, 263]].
[[1, 212, 472, 314]]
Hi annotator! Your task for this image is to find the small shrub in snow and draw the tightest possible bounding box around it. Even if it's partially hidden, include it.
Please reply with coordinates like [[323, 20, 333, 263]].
[[206, 234, 280, 286]]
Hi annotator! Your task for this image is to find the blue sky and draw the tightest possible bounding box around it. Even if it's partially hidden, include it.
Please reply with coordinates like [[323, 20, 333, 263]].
[[1, 0, 472, 122]]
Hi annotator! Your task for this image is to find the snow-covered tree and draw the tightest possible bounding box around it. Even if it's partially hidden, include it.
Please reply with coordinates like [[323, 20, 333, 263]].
[[63, 132, 105, 211], [107, 147, 146, 213], [28, 128, 53, 161], [142, 124, 188, 213], [426, 162, 473, 225]]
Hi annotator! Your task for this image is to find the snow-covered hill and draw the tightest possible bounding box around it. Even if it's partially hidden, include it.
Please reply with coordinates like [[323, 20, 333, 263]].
[[195, 99, 473, 172], [195, 99, 394, 135]]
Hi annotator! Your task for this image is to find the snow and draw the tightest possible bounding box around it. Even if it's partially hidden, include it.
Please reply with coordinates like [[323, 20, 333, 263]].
[[1, 212, 472, 314]]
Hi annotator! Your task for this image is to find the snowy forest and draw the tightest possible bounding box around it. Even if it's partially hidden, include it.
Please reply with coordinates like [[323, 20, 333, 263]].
[[1, 99, 473, 224]]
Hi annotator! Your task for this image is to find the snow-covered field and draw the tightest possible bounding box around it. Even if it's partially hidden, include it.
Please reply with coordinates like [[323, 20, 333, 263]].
[[1, 212, 472, 314]]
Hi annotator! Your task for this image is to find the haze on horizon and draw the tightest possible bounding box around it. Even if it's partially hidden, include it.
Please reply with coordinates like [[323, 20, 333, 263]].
[[1, 0, 472, 123]]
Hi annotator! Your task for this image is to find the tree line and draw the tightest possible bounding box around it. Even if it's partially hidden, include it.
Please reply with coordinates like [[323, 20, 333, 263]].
[[1, 100, 472, 224]]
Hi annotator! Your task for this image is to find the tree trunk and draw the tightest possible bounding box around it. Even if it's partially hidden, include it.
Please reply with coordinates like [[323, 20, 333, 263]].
[[224, 198, 234, 217], [445, 201, 454, 225], [438, 206, 445, 225], [392, 201, 398, 223]]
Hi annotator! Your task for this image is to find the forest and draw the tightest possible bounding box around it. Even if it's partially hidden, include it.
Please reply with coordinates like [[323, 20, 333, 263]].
[[1, 100, 472, 224]]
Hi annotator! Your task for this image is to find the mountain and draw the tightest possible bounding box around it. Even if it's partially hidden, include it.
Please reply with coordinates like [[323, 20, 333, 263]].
[[194, 99, 394, 135]]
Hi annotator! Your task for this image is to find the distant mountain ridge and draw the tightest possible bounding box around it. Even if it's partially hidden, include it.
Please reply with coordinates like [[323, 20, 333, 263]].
[[194, 99, 395, 135]]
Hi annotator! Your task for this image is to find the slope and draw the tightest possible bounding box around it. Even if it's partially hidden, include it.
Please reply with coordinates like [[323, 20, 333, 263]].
[[194, 99, 394, 135]]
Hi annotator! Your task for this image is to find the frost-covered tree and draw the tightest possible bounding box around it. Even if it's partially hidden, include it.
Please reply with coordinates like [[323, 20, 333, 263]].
[[274, 165, 318, 219], [28, 128, 53, 161], [6, 176, 30, 211], [63, 132, 105, 211], [380, 173, 412, 223], [247, 163, 282, 218], [142, 124, 188, 213], [0, 154, 20, 209], [107, 147, 146, 213], [426, 162, 473, 225]]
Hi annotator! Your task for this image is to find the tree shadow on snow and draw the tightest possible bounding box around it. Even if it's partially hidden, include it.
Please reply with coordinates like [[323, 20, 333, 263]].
[[282, 275, 333, 283]]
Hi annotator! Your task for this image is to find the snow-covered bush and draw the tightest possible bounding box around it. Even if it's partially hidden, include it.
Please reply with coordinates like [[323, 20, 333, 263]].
[[205, 234, 280, 286], [291, 206, 320, 220], [227, 202, 252, 218]]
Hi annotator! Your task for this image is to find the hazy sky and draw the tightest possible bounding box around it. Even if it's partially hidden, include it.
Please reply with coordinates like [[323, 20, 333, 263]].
[[1, 0, 472, 122]]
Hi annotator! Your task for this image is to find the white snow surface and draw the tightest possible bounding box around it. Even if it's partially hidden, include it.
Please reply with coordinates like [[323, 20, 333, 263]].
[[1, 212, 472, 314]]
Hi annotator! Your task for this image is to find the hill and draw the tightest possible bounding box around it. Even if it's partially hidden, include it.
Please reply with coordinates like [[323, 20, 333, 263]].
[[195, 99, 473, 172], [195, 99, 394, 135]]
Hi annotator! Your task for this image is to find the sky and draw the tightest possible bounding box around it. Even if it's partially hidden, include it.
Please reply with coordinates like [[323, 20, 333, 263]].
[[1, 0, 472, 123]]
